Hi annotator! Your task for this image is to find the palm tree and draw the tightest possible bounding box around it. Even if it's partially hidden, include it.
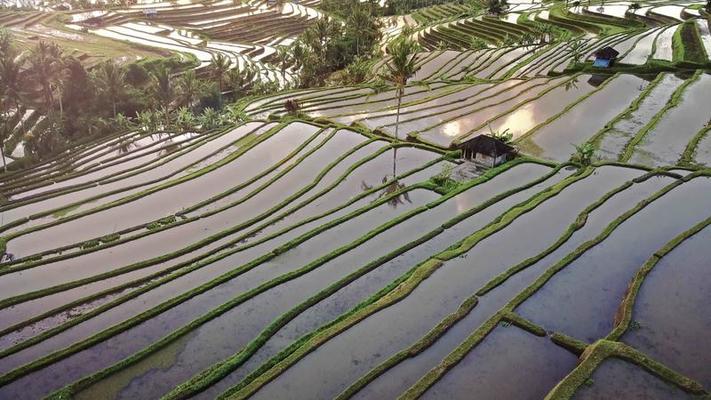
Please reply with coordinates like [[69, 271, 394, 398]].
[[275, 45, 291, 88], [27, 41, 63, 112], [382, 36, 419, 179], [0, 43, 25, 145], [227, 64, 257, 97], [568, 39, 586, 64], [93, 61, 127, 117], [290, 41, 306, 72], [0, 113, 13, 171], [177, 69, 201, 109], [210, 53, 231, 93], [150, 65, 174, 129], [382, 36, 420, 143]]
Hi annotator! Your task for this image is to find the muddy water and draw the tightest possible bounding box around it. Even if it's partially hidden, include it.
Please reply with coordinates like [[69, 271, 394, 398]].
[[651, 24, 677, 61], [0, 192, 438, 400], [620, 28, 662, 65], [192, 164, 556, 399], [0, 144, 436, 339], [404, 79, 556, 147], [352, 171, 675, 399], [308, 83, 454, 121], [72, 190, 442, 400], [355, 82, 497, 127], [573, 358, 697, 400], [0, 139, 389, 329], [414, 50, 463, 80], [423, 326, 577, 399], [0, 122, 270, 232], [516, 177, 711, 342], [597, 73, 685, 160], [622, 225, 711, 387], [248, 167, 643, 400], [630, 73, 711, 167], [5, 123, 322, 257], [11, 133, 202, 200], [475, 46, 534, 79], [519, 74, 649, 161]]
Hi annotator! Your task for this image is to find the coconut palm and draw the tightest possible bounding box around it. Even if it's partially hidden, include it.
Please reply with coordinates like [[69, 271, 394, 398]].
[[275, 45, 291, 88], [27, 41, 64, 112], [0, 113, 12, 171], [150, 65, 174, 129], [382, 35, 420, 143], [177, 69, 201, 109], [227, 64, 257, 97], [382, 35, 419, 180], [210, 53, 231, 93], [0, 42, 25, 149], [93, 61, 127, 117]]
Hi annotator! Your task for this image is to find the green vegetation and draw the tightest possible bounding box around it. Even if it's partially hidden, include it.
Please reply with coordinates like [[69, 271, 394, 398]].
[[1, 1, 711, 399]]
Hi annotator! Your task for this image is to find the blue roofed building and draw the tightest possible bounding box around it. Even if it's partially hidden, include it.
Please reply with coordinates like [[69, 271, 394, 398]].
[[593, 46, 619, 68]]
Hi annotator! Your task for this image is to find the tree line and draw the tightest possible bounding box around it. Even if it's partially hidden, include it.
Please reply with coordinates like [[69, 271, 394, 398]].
[[0, 30, 281, 169]]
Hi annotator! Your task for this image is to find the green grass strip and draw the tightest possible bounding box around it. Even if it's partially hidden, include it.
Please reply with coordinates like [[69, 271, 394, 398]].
[[587, 72, 666, 149], [223, 167, 590, 400], [333, 295, 479, 400], [3, 127, 333, 266], [0, 134, 380, 281], [159, 160, 560, 399], [1, 183, 432, 388], [618, 70, 703, 162], [544, 341, 708, 399], [550, 332, 588, 355], [514, 72, 621, 144], [399, 170, 710, 399], [679, 122, 711, 166], [606, 215, 711, 341], [0, 123, 278, 238], [0, 125, 236, 215], [337, 167, 669, 399], [476, 169, 669, 296], [0, 156, 449, 358], [501, 311, 547, 336]]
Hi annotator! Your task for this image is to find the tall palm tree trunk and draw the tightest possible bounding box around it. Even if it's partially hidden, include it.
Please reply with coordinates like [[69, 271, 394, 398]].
[[1, 145, 6, 172], [393, 86, 403, 179]]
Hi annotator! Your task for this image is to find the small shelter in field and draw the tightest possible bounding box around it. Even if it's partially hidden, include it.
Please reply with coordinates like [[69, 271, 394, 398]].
[[593, 46, 619, 68], [458, 135, 515, 167]]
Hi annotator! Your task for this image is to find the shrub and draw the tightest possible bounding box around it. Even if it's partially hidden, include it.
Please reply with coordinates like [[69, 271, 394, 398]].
[[80, 239, 100, 250], [571, 143, 595, 166], [284, 99, 301, 115], [99, 233, 120, 244]]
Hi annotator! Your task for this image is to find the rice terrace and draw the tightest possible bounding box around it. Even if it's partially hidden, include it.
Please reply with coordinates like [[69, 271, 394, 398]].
[[0, 0, 710, 397]]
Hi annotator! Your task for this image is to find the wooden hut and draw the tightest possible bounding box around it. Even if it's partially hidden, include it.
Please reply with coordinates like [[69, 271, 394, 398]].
[[593, 46, 619, 68], [458, 135, 515, 167]]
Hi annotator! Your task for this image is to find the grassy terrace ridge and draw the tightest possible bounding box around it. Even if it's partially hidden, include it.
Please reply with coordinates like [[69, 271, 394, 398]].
[[330, 166, 684, 399], [587, 71, 666, 150], [398, 169, 711, 399], [0, 137, 420, 307], [45, 158, 557, 399], [0, 125, 333, 265], [3, 1, 711, 398], [159, 159, 562, 400], [0, 123, 266, 231], [0, 155, 448, 357], [546, 211, 711, 399], [216, 165, 589, 400], [618, 69, 703, 163]]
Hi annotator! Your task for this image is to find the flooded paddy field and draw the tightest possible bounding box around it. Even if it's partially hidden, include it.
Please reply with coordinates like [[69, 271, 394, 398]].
[[2, 0, 711, 398]]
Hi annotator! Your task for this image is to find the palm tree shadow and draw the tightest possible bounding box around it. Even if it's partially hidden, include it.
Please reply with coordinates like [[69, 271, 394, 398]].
[[361, 147, 410, 208]]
